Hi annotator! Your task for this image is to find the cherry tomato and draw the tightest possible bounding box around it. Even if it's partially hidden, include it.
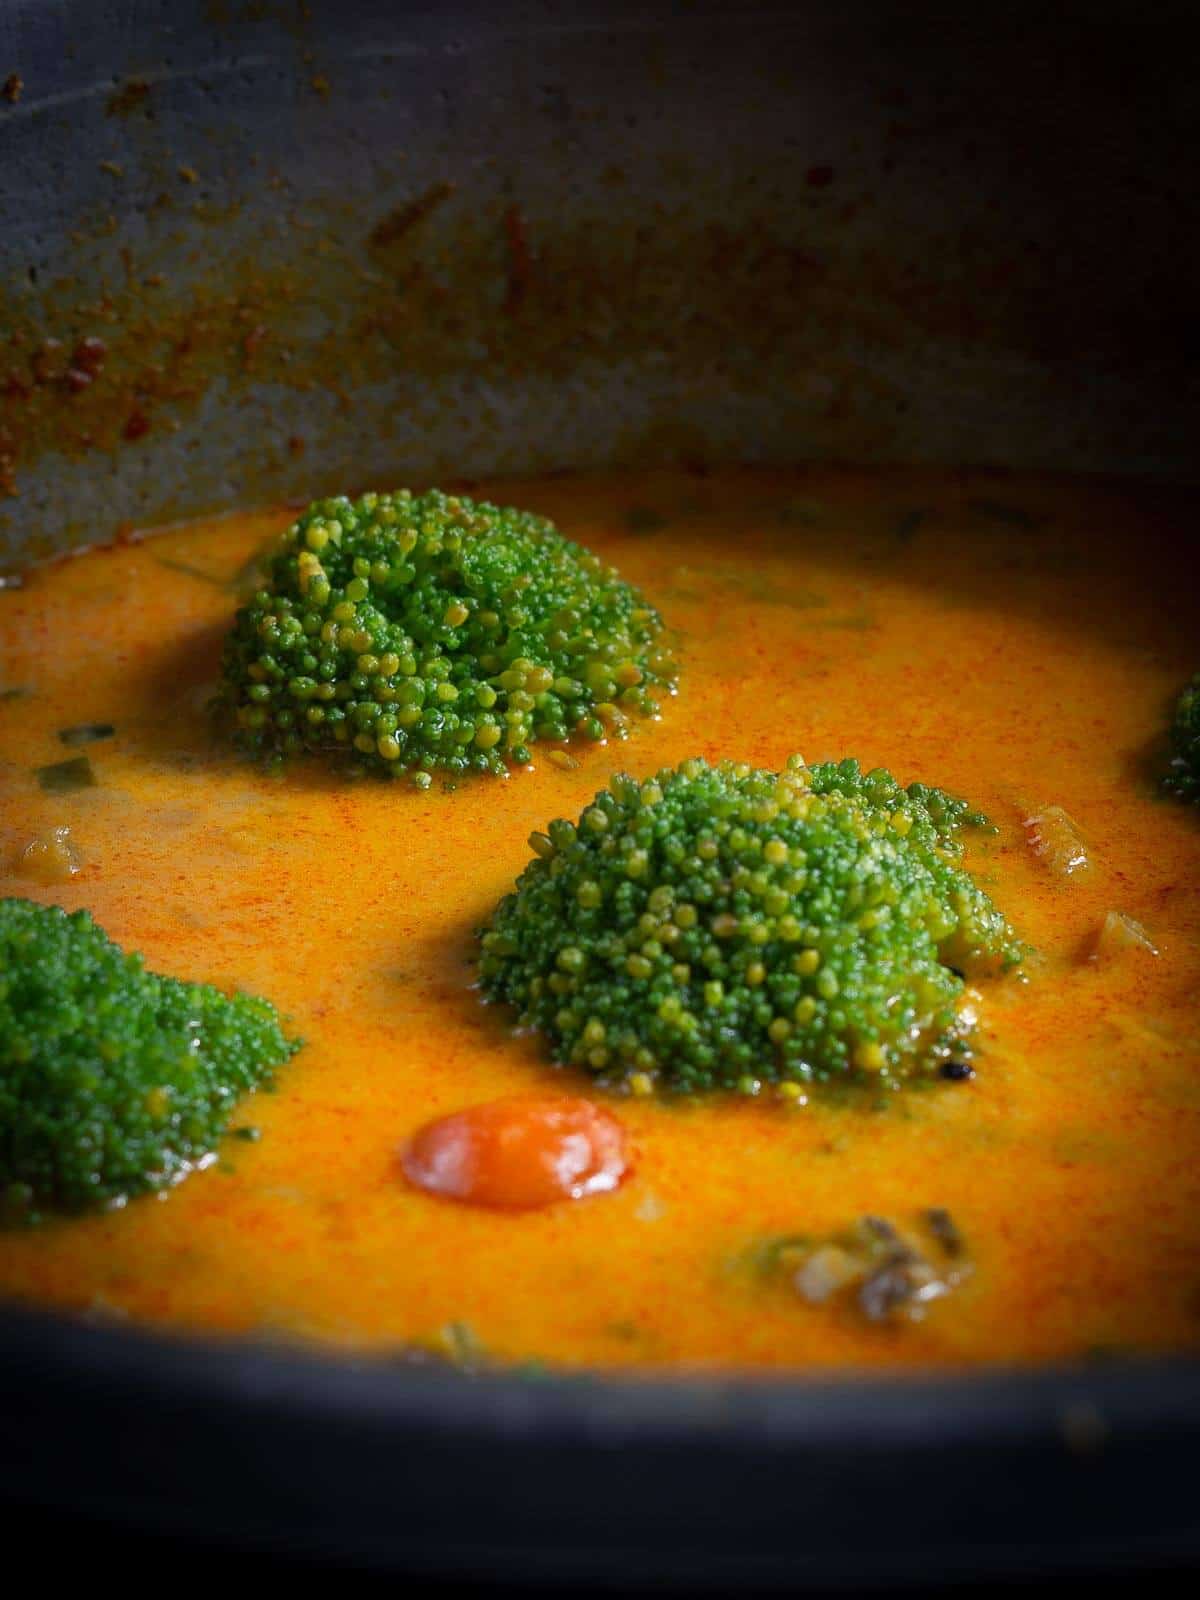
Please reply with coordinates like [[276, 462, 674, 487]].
[[401, 1095, 628, 1210]]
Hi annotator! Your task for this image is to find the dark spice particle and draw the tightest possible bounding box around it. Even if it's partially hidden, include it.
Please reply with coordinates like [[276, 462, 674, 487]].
[[968, 498, 1041, 530], [1, 687, 31, 702], [894, 508, 929, 543], [106, 78, 150, 117], [1, 73, 22, 105], [858, 1262, 926, 1322], [767, 1209, 972, 1325], [940, 1060, 975, 1082], [923, 1206, 965, 1258], [860, 1215, 901, 1246], [58, 723, 116, 747], [35, 756, 96, 793]]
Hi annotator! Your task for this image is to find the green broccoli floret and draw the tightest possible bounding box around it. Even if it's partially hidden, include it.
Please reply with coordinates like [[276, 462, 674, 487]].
[[218, 488, 675, 780], [478, 756, 1023, 1095], [0, 898, 300, 1224], [1164, 674, 1200, 803]]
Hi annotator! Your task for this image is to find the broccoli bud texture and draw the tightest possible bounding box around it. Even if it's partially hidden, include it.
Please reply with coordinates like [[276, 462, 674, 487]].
[[219, 489, 674, 780], [478, 757, 1023, 1095], [1, 897, 299, 1223], [1164, 673, 1200, 804]]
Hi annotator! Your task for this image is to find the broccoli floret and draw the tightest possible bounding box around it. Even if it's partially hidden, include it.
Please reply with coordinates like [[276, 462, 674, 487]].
[[478, 756, 1023, 1095], [0, 898, 300, 1224], [1164, 674, 1200, 803], [218, 489, 674, 780]]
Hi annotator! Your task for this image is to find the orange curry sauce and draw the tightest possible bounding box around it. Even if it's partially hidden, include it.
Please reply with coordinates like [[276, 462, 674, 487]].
[[1, 467, 1197, 1371]]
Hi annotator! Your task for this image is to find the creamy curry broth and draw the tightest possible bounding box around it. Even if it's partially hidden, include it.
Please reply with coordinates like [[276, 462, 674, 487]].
[[0, 467, 1197, 1371]]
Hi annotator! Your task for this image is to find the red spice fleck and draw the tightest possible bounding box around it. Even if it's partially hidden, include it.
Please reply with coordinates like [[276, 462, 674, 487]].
[[123, 407, 150, 441], [241, 323, 268, 367], [1, 73, 22, 104], [368, 180, 456, 250], [72, 336, 108, 375], [806, 165, 834, 188]]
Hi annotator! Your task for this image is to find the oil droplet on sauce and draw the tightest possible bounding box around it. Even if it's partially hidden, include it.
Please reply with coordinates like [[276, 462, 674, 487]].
[[401, 1096, 628, 1210]]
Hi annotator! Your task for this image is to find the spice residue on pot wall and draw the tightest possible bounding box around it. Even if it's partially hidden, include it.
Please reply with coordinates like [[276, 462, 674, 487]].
[[1, 4, 1196, 567]]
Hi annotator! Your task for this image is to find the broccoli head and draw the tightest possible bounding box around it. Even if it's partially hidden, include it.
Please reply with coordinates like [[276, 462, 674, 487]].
[[0, 897, 300, 1224], [1164, 674, 1200, 803], [478, 756, 1023, 1095], [218, 489, 675, 781]]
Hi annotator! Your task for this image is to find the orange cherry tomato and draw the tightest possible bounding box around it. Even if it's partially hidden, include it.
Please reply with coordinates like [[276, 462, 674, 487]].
[[401, 1095, 628, 1210]]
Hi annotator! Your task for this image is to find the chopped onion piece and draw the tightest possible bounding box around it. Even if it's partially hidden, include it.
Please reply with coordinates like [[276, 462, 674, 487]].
[[794, 1245, 863, 1305], [1092, 910, 1158, 963], [1025, 805, 1089, 876], [17, 825, 81, 883]]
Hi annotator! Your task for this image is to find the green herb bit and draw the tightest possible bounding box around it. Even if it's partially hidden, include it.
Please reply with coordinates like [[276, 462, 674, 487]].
[[224, 542, 269, 588], [35, 756, 97, 793], [438, 1320, 485, 1369], [156, 556, 227, 586], [58, 722, 116, 747], [508, 1359, 554, 1381], [894, 508, 930, 543], [0, 687, 31, 703], [626, 506, 668, 533], [156, 547, 269, 590], [777, 499, 825, 526], [743, 1232, 816, 1278]]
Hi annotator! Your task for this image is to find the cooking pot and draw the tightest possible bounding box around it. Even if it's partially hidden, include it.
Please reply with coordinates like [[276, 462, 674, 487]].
[[1, 0, 1197, 1585]]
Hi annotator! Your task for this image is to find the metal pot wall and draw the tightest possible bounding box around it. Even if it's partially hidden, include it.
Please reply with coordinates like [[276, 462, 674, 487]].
[[1, 0, 1197, 1586]]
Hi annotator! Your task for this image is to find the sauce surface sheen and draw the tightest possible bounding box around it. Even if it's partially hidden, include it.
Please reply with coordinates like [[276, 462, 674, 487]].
[[1, 467, 1197, 1372]]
